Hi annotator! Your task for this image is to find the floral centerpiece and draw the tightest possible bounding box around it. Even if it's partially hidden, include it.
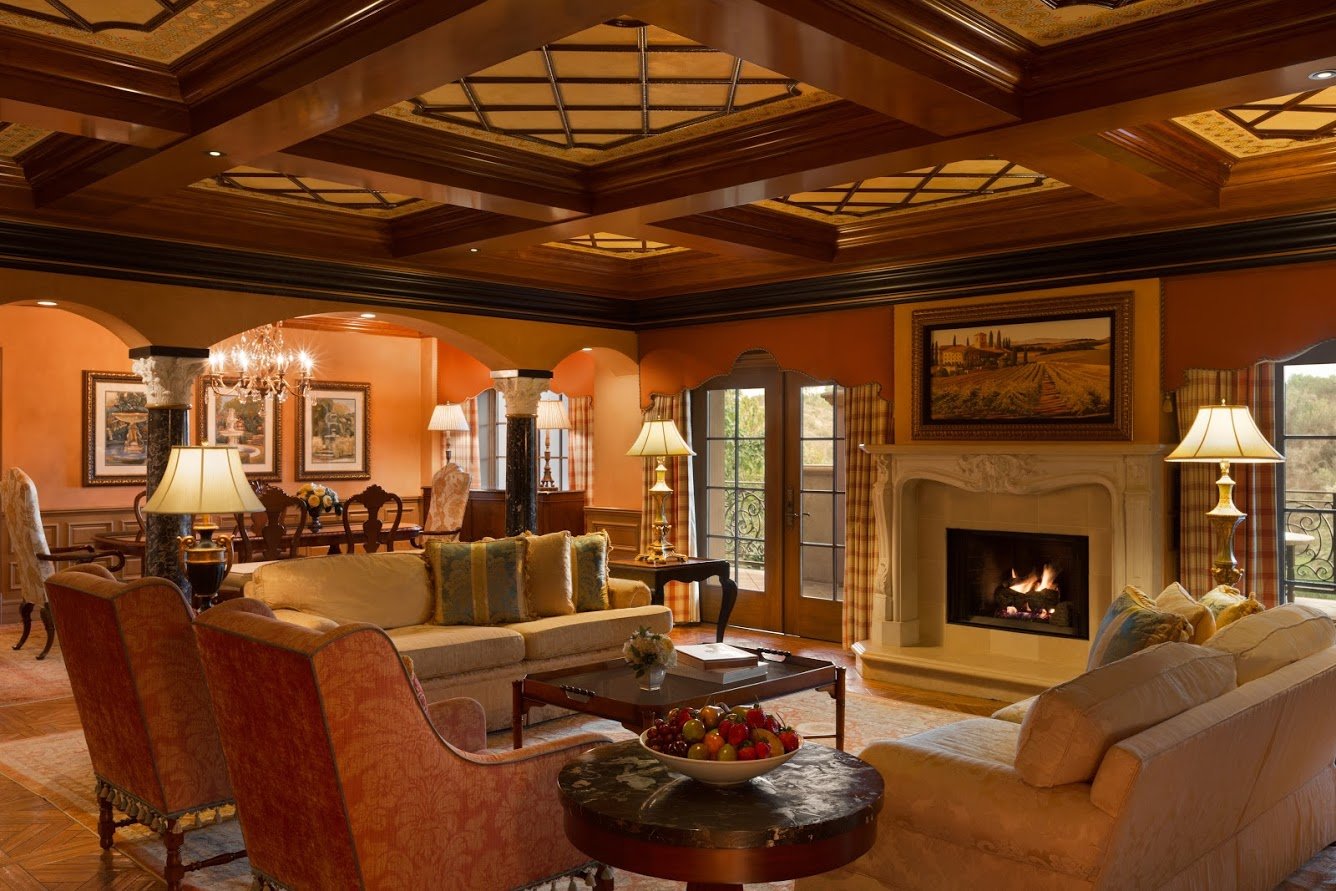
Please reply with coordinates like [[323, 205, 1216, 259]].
[[295, 482, 341, 532], [624, 626, 676, 691]]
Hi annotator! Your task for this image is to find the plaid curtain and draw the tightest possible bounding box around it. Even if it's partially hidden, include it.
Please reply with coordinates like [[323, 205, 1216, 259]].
[[568, 395, 594, 502], [842, 383, 891, 649], [459, 395, 482, 485], [640, 392, 697, 622], [1175, 364, 1279, 603]]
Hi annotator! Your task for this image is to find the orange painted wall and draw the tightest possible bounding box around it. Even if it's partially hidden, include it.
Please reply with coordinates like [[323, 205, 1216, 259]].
[[552, 351, 596, 397], [1163, 260, 1336, 389], [589, 350, 644, 509], [437, 340, 493, 402], [638, 307, 894, 406], [0, 306, 137, 509]]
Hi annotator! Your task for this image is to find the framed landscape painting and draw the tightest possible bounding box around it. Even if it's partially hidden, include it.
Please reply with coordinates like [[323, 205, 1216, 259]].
[[83, 371, 149, 486], [911, 293, 1133, 441], [197, 386, 282, 481], [297, 381, 370, 480]]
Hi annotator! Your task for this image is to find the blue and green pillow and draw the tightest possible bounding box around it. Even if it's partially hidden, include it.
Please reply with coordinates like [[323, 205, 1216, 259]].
[[427, 537, 527, 625], [570, 530, 610, 612], [1087, 586, 1192, 670]]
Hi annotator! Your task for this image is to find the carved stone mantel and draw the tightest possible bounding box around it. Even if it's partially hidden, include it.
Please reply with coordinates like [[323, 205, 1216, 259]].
[[861, 443, 1168, 651]]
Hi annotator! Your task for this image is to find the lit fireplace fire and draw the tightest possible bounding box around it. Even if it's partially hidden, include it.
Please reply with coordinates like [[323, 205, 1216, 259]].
[[996, 564, 1066, 624]]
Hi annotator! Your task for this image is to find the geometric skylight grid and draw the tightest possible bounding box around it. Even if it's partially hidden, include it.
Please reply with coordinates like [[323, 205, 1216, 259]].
[[408, 20, 804, 152], [211, 169, 422, 211], [2, 0, 192, 33], [548, 231, 687, 260], [773, 160, 1049, 218], [1217, 88, 1336, 141]]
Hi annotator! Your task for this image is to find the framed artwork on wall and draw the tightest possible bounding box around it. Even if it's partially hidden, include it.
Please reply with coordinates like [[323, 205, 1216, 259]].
[[911, 293, 1133, 441], [196, 385, 282, 481], [296, 381, 370, 480], [83, 371, 149, 486]]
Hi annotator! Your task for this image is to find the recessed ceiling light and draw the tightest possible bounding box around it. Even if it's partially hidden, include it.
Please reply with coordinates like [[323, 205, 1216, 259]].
[[468, 247, 480, 253], [36, 299, 57, 307], [205, 149, 226, 158], [1310, 69, 1336, 81], [359, 312, 376, 319], [581, 347, 593, 352]]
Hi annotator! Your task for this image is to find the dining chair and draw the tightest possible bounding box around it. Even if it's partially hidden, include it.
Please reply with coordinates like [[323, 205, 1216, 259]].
[[233, 484, 308, 562], [342, 484, 404, 553], [132, 489, 147, 542], [419, 462, 469, 544], [1, 467, 125, 659], [43, 565, 244, 890], [193, 598, 613, 891]]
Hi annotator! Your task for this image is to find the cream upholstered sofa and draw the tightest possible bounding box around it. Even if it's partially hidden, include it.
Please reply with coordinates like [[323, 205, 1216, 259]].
[[801, 604, 1336, 890], [243, 551, 672, 729]]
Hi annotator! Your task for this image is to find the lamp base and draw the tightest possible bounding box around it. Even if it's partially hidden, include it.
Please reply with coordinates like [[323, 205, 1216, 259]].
[[178, 522, 234, 611], [1205, 462, 1246, 589]]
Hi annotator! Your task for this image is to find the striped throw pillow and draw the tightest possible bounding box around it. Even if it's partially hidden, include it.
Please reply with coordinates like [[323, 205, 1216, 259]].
[[427, 537, 528, 625], [570, 530, 611, 612]]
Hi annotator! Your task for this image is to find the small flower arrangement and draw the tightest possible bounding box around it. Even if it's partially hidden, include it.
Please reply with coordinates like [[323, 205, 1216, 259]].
[[623, 626, 676, 678], [295, 482, 342, 519]]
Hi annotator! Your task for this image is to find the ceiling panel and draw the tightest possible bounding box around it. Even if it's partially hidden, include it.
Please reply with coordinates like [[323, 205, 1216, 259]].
[[955, 0, 1220, 45], [192, 166, 431, 217], [547, 231, 689, 259], [1176, 88, 1336, 157]]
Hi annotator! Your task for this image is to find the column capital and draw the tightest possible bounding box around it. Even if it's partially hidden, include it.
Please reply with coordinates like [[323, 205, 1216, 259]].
[[131, 353, 208, 407], [491, 370, 553, 417]]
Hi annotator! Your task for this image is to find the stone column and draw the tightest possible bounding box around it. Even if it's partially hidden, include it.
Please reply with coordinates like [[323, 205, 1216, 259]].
[[491, 370, 552, 536], [130, 347, 209, 595]]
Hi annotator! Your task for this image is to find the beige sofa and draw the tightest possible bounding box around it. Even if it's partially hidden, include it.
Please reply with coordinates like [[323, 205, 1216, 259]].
[[802, 604, 1336, 890], [243, 551, 673, 729]]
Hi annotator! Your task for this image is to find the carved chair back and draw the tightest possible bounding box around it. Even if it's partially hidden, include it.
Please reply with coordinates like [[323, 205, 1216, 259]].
[[132, 489, 147, 542], [233, 485, 308, 562], [342, 484, 403, 553]]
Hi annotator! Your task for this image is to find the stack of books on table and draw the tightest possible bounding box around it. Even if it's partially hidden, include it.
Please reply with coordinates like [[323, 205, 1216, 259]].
[[668, 643, 767, 684]]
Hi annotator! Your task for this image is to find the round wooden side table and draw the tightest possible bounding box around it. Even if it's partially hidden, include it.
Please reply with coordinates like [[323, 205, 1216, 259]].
[[558, 739, 884, 890]]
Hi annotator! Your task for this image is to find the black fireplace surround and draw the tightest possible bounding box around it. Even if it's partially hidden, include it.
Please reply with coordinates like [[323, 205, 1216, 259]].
[[946, 528, 1090, 640]]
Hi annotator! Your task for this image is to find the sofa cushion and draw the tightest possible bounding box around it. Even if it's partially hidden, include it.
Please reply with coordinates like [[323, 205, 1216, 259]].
[[427, 537, 528, 626], [1154, 582, 1216, 644], [1016, 642, 1236, 788], [1087, 586, 1192, 670], [385, 624, 525, 678], [1205, 603, 1336, 683], [524, 530, 574, 617], [247, 553, 432, 629], [990, 695, 1036, 724], [507, 605, 673, 661], [571, 531, 611, 612]]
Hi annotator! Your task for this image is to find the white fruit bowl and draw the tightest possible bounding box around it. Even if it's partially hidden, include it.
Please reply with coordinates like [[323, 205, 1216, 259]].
[[638, 729, 801, 786]]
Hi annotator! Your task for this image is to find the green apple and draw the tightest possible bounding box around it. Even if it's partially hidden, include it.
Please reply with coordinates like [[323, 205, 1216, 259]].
[[716, 743, 737, 762]]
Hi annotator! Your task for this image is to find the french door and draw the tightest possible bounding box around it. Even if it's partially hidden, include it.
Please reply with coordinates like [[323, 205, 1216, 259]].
[[692, 361, 846, 641]]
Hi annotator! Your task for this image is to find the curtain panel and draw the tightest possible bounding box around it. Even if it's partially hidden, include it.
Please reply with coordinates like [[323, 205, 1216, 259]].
[[460, 395, 482, 485], [639, 392, 697, 622], [568, 395, 594, 501], [1175, 364, 1279, 603], [843, 383, 891, 649]]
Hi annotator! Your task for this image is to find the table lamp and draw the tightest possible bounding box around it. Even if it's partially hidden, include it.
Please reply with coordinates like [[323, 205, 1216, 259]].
[[626, 417, 695, 564], [428, 403, 470, 465], [142, 445, 263, 610], [536, 398, 571, 491], [1165, 401, 1283, 587]]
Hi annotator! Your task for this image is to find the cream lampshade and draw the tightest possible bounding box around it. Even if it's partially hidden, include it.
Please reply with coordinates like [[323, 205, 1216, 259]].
[[428, 403, 470, 465], [626, 418, 695, 564], [536, 398, 571, 491], [143, 446, 263, 609], [1165, 401, 1284, 587]]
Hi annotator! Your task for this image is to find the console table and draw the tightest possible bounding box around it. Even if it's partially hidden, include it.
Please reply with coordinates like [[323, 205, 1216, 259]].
[[608, 557, 738, 642]]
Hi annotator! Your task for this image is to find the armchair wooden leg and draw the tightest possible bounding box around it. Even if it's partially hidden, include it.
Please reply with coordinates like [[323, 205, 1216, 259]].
[[163, 825, 185, 891], [12, 601, 33, 650], [594, 870, 615, 891], [97, 798, 115, 850], [36, 604, 55, 660]]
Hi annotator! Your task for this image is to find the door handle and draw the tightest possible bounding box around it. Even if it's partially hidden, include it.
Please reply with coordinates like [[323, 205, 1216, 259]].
[[784, 488, 808, 527]]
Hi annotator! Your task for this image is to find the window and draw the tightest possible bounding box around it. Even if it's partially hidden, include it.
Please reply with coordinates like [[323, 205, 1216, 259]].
[[1277, 342, 1336, 601], [476, 390, 570, 490]]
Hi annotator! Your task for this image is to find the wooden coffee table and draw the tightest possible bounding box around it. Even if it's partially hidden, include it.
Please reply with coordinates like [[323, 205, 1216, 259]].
[[559, 739, 883, 891], [512, 647, 844, 750]]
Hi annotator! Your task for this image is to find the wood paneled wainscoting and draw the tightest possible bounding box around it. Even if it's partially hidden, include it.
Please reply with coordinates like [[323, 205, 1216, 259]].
[[0, 498, 423, 624]]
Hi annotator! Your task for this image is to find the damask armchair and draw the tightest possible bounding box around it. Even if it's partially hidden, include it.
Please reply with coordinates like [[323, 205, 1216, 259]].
[[420, 461, 469, 543], [43, 565, 244, 890], [2, 467, 124, 659], [193, 598, 615, 891]]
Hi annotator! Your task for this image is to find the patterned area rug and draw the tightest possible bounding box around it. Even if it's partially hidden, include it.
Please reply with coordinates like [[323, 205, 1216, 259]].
[[0, 623, 71, 704]]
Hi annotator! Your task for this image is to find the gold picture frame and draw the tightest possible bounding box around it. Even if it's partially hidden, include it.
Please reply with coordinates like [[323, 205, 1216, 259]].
[[196, 384, 282, 481], [83, 371, 149, 486], [296, 381, 370, 481]]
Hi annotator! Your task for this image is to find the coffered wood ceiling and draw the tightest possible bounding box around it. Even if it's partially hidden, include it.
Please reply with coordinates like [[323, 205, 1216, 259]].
[[1, 0, 1336, 327]]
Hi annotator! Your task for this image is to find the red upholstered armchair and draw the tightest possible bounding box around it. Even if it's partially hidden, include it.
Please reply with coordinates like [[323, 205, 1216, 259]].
[[193, 599, 616, 891], [43, 565, 244, 890]]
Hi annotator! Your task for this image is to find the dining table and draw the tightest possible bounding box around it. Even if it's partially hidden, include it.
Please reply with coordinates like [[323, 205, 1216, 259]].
[[92, 523, 424, 559]]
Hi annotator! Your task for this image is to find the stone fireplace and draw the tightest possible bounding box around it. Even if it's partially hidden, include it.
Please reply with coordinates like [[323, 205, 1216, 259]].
[[855, 443, 1167, 700]]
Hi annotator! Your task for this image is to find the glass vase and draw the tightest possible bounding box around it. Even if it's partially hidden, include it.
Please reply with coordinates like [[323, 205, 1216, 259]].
[[639, 665, 666, 692]]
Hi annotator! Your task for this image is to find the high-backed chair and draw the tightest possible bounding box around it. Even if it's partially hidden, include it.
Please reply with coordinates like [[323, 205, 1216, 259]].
[[420, 462, 469, 543], [341, 483, 403, 553], [233, 484, 308, 562], [132, 489, 148, 542], [2, 467, 125, 658], [193, 599, 614, 891], [43, 566, 244, 890]]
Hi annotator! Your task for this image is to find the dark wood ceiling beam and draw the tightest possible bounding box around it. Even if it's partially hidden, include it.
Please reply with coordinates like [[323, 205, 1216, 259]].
[[389, 207, 544, 258], [45, 0, 647, 213], [646, 0, 1022, 134], [647, 207, 837, 262], [0, 33, 186, 146]]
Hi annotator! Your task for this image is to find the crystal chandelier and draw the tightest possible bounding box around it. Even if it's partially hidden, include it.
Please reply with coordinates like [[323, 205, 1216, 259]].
[[203, 322, 313, 403]]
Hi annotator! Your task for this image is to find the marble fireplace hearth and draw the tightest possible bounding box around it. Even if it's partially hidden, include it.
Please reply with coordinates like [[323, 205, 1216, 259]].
[[854, 443, 1168, 702]]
